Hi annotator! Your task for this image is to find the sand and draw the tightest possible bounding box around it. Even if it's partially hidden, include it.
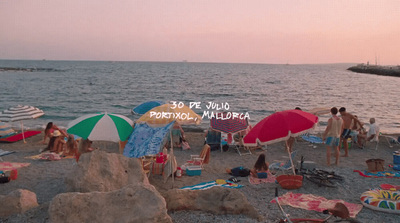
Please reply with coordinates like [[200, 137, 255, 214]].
[[1, 130, 400, 223]]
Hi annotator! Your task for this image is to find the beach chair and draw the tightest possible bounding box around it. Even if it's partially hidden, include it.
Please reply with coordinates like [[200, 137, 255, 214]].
[[269, 150, 298, 174], [185, 144, 210, 169], [233, 134, 252, 156], [379, 134, 400, 148], [363, 128, 380, 150], [205, 129, 222, 152]]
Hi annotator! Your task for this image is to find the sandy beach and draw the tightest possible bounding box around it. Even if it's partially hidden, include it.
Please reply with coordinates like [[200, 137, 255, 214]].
[[1, 129, 400, 223]]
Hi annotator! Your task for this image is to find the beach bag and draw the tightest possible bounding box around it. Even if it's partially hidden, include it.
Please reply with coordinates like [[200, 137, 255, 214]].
[[230, 166, 251, 177], [366, 159, 385, 172]]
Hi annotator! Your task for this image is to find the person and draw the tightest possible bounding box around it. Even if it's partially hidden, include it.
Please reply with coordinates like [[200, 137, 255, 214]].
[[338, 107, 362, 157], [358, 118, 380, 147], [250, 153, 269, 178], [64, 134, 78, 156], [42, 122, 68, 144], [42, 130, 66, 153], [322, 107, 343, 166], [286, 107, 302, 153], [350, 115, 365, 148], [76, 138, 95, 162], [171, 122, 185, 148]]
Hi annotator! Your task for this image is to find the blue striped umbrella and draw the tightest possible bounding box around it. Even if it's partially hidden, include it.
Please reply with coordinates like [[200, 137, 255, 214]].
[[132, 101, 165, 115]]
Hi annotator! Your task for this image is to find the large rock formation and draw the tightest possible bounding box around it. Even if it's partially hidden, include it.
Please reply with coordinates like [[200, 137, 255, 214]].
[[0, 189, 39, 217], [164, 187, 261, 221], [49, 183, 172, 223], [65, 150, 148, 192]]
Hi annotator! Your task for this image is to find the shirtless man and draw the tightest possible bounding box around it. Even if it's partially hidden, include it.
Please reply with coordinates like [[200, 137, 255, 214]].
[[339, 107, 362, 157]]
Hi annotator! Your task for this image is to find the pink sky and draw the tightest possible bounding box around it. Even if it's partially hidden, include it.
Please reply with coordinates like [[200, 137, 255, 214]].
[[1, 0, 399, 64]]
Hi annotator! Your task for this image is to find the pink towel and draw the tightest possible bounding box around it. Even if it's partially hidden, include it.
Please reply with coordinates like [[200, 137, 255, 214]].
[[248, 171, 276, 184], [0, 162, 30, 171], [271, 192, 363, 218]]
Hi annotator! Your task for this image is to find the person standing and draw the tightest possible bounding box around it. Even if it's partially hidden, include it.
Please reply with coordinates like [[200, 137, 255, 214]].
[[338, 107, 362, 157], [322, 107, 344, 166]]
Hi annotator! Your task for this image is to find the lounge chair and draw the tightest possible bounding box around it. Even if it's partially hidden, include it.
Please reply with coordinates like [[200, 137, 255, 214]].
[[379, 134, 400, 148], [269, 150, 298, 174]]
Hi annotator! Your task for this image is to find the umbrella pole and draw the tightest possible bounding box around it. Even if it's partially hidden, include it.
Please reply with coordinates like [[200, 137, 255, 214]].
[[21, 121, 26, 143], [286, 144, 296, 175], [170, 129, 174, 188]]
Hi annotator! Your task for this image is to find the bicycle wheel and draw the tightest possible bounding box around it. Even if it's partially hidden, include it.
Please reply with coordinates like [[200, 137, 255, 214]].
[[313, 169, 344, 182], [305, 174, 337, 187]]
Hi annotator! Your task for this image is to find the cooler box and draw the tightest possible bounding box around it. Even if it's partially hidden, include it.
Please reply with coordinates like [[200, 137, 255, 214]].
[[186, 166, 202, 176], [393, 151, 400, 164]]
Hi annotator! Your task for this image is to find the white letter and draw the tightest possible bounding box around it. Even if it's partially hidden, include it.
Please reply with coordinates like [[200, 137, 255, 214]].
[[150, 111, 156, 118]]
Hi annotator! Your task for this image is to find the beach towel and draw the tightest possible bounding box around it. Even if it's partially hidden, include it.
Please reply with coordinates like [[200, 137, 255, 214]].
[[248, 171, 277, 185], [0, 149, 15, 157], [25, 153, 75, 160], [353, 170, 400, 178], [180, 180, 244, 190], [0, 162, 30, 171], [0, 131, 41, 143], [301, 135, 324, 144], [271, 192, 363, 218]]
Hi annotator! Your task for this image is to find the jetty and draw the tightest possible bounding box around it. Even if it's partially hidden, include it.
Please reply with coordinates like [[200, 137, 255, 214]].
[[347, 64, 400, 77]]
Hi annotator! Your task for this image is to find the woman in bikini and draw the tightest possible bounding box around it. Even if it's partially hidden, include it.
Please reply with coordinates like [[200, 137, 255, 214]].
[[250, 153, 269, 178]]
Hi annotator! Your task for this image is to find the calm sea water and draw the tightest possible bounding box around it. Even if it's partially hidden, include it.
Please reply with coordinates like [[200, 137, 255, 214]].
[[1, 60, 399, 134]]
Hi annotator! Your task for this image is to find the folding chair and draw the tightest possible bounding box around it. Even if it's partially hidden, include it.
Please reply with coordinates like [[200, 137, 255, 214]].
[[233, 134, 252, 156], [205, 129, 222, 152], [185, 144, 210, 169], [269, 150, 298, 174]]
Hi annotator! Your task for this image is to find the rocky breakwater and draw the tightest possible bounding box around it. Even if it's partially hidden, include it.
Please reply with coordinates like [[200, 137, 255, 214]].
[[348, 64, 400, 77]]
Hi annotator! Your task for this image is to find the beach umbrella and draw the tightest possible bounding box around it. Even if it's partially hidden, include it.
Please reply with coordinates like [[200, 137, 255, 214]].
[[0, 105, 45, 143], [132, 100, 165, 115], [67, 112, 134, 142], [243, 109, 318, 174], [210, 112, 248, 144], [136, 104, 202, 126]]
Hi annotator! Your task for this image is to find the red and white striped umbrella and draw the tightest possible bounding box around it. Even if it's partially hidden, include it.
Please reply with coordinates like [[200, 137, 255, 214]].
[[0, 105, 45, 143], [210, 112, 248, 134]]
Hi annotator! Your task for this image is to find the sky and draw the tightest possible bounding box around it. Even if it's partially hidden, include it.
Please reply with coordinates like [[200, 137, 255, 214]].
[[1, 0, 399, 64]]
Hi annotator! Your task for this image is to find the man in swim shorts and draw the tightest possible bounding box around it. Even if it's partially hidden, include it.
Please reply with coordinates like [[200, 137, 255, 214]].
[[323, 107, 343, 165], [339, 107, 362, 157]]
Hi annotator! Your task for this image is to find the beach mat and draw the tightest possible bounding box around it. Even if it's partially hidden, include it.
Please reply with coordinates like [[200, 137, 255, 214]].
[[271, 192, 363, 218], [353, 170, 400, 178], [180, 180, 243, 190], [0, 131, 41, 143], [0, 162, 30, 171], [0, 149, 15, 157], [25, 153, 75, 160], [301, 135, 324, 144], [248, 171, 276, 185]]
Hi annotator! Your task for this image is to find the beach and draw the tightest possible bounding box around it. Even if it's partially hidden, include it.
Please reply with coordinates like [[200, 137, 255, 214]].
[[1, 129, 400, 223]]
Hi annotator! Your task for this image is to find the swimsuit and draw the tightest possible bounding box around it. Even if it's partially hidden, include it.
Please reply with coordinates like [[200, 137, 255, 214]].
[[341, 129, 351, 139]]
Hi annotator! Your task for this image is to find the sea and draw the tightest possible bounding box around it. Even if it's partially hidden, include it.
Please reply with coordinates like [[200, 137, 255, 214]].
[[1, 60, 400, 134]]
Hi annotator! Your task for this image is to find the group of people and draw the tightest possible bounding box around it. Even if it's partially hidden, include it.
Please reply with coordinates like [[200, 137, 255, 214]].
[[323, 107, 379, 165], [41, 122, 95, 161]]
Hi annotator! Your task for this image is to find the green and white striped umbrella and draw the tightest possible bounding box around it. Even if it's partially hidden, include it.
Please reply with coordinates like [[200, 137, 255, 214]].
[[67, 113, 134, 142]]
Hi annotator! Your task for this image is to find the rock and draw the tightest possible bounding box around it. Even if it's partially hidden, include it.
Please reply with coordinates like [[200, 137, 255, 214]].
[[49, 183, 172, 223], [0, 189, 39, 217], [164, 187, 262, 221], [65, 150, 149, 192]]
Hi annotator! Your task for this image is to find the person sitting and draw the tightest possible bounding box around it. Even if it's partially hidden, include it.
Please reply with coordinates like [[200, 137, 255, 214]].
[[42, 122, 68, 144], [358, 118, 380, 147], [64, 134, 78, 156], [42, 130, 65, 153], [76, 138, 96, 162], [171, 122, 185, 148], [350, 115, 365, 147], [250, 153, 269, 178]]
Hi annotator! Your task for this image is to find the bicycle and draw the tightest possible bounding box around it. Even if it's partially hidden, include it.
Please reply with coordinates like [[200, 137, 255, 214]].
[[275, 188, 361, 223], [296, 156, 344, 188]]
